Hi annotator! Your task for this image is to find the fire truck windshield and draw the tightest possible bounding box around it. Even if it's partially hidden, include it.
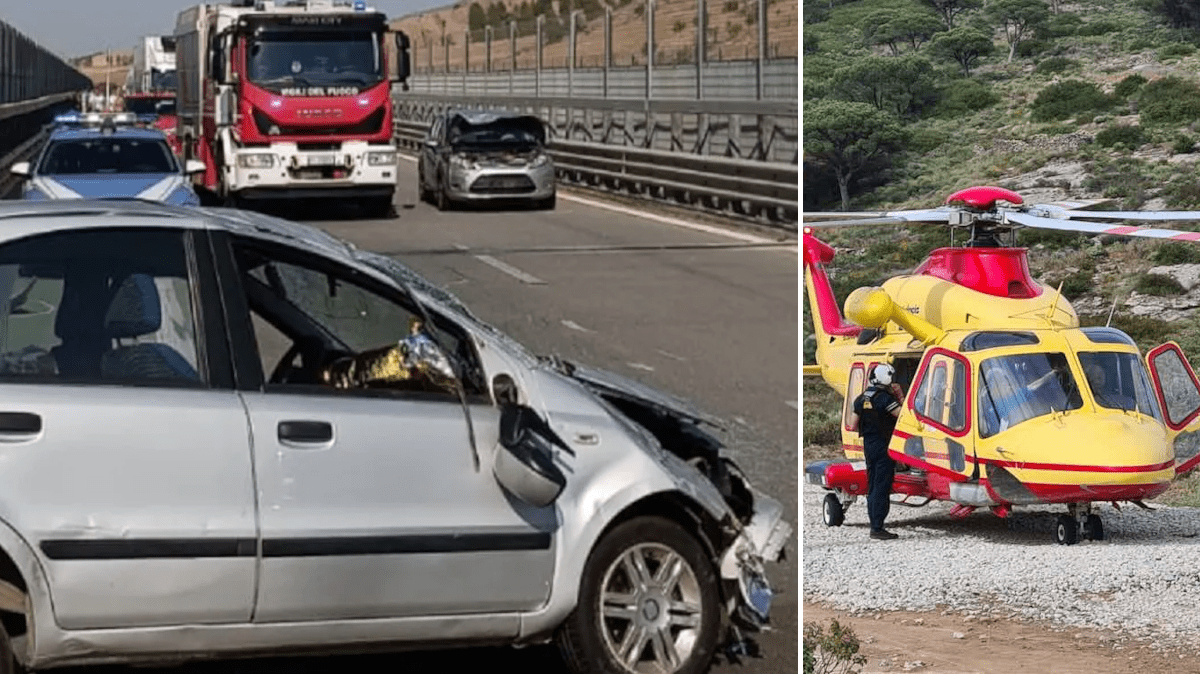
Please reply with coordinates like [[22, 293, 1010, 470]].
[[248, 30, 381, 92]]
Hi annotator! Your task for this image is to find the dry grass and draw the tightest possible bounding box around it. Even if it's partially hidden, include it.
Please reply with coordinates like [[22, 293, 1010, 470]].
[[390, 0, 797, 71]]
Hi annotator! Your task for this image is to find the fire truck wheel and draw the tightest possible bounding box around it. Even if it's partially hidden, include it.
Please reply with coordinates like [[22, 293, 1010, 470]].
[[1084, 514, 1104, 541], [1055, 514, 1078, 545], [822, 493, 844, 527]]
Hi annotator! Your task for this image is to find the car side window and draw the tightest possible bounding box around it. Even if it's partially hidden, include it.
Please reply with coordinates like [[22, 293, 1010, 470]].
[[0, 228, 205, 386], [232, 239, 477, 398]]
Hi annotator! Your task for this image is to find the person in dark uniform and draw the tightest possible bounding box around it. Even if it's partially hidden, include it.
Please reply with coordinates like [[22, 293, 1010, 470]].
[[848, 363, 905, 540]]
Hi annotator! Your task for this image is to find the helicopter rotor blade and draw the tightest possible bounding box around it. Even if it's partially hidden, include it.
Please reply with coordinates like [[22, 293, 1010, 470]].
[[1005, 211, 1200, 240], [1053, 209, 1200, 222], [802, 209, 953, 227]]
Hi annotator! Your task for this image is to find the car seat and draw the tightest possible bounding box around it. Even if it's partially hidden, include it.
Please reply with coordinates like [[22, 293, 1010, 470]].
[[100, 273, 199, 382], [51, 267, 117, 378]]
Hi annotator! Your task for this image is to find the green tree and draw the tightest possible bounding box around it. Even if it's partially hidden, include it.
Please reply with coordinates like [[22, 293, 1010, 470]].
[[1145, 0, 1200, 29], [487, 0, 510, 25], [862, 5, 942, 55], [804, 100, 907, 211], [469, 2, 488, 31], [988, 0, 1049, 63], [831, 55, 938, 117], [929, 26, 994, 76], [923, 0, 983, 29]]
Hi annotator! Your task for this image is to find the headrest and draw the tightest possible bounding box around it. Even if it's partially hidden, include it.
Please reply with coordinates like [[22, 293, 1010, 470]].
[[104, 274, 162, 338]]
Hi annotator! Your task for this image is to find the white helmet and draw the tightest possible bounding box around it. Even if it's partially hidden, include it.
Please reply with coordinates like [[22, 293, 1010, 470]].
[[870, 363, 895, 386]]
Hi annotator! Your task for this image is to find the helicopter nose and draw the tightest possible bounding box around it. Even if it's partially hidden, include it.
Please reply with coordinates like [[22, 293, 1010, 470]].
[[984, 412, 1175, 503]]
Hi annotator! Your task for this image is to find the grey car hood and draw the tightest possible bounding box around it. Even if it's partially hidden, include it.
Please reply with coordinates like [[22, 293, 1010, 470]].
[[557, 359, 727, 430]]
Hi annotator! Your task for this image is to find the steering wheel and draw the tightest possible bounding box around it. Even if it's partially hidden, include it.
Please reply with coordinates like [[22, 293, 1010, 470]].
[[269, 336, 331, 385]]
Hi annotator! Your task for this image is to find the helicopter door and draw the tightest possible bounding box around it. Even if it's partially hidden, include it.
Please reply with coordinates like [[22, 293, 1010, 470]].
[[840, 363, 867, 460], [1146, 342, 1200, 474], [899, 348, 973, 479]]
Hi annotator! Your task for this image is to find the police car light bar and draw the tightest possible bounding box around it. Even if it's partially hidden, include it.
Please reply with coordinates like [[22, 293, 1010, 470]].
[[54, 112, 141, 128]]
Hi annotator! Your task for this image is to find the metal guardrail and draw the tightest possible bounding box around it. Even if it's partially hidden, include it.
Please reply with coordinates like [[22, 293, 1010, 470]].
[[0, 93, 77, 124], [0, 127, 48, 199], [394, 119, 798, 227]]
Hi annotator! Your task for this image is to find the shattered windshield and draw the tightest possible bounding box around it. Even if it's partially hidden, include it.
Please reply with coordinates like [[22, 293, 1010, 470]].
[[248, 30, 381, 89], [1078, 351, 1163, 421], [448, 117, 544, 148], [978, 352, 1083, 437]]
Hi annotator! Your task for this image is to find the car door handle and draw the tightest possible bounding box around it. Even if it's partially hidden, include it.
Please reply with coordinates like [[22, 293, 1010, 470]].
[[0, 412, 42, 442], [278, 420, 333, 444]]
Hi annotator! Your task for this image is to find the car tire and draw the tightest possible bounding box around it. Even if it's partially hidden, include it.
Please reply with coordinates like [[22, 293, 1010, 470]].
[[418, 164, 431, 203], [435, 174, 452, 212], [556, 516, 720, 674], [0, 621, 16, 673], [365, 196, 395, 219], [536, 193, 557, 211]]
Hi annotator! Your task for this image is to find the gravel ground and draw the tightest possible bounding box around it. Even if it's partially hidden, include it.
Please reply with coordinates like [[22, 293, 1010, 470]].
[[803, 483, 1200, 654]]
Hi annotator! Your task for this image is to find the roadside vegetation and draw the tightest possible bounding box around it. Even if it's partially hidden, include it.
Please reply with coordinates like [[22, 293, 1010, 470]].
[[803, 0, 1200, 504]]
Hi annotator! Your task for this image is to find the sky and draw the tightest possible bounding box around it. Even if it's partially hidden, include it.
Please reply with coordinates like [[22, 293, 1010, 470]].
[[1, 0, 451, 60]]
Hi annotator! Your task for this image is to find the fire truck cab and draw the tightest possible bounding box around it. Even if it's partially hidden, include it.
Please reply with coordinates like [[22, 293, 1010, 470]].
[[175, 0, 410, 215]]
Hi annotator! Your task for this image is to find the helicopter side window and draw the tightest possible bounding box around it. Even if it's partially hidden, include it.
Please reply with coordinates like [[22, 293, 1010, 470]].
[[912, 350, 969, 434], [1083, 351, 1164, 421], [978, 352, 1083, 438]]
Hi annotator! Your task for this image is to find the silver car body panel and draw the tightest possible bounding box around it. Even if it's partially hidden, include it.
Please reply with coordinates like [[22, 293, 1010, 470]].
[[0, 202, 789, 668]]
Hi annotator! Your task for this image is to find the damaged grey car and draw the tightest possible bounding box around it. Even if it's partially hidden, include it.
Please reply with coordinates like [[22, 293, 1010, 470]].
[[418, 109, 557, 211], [0, 200, 790, 672]]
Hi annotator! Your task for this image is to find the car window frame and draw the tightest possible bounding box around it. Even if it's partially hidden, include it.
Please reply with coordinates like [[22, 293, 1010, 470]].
[[210, 232, 490, 403], [0, 226, 232, 390], [36, 135, 180, 176]]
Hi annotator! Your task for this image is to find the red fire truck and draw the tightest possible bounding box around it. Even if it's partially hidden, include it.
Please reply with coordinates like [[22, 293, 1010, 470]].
[[175, 0, 410, 215], [125, 35, 181, 155]]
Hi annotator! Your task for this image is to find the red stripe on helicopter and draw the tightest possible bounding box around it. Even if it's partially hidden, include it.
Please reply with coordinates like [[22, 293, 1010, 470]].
[[981, 458, 1175, 473], [1020, 481, 1171, 502], [1174, 232, 1200, 240], [1103, 226, 1141, 235]]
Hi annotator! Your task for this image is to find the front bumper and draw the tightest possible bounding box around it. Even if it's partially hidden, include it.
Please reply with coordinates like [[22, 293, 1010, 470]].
[[446, 161, 555, 201], [226, 141, 398, 198], [721, 489, 791, 631]]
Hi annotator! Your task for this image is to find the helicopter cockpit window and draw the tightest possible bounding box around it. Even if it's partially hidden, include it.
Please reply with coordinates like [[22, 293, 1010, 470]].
[[959, 331, 1040, 352], [978, 352, 1083, 438], [1080, 327, 1138, 347], [1078, 352, 1163, 421]]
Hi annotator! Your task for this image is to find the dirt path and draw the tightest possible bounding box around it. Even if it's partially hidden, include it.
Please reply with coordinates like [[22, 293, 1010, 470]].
[[803, 601, 1200, 674]]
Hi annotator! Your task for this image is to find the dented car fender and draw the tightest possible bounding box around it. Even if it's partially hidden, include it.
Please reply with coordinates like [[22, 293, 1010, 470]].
[[0, 514, 59, 668]]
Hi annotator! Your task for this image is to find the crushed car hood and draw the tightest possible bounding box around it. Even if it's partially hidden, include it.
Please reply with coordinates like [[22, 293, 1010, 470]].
[[556, 358, 727, 430]]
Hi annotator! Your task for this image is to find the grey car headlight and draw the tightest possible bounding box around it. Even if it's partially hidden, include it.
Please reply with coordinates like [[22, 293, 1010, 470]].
[[530, 153, 551, 168], [237, 154, 275, 169], [367, 151, 396, 166], [450, 155, 474, 170]]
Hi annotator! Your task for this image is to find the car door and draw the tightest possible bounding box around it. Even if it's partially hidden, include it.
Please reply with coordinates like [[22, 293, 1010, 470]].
[[421, 116, 443, 191], [0, 227, 256, 630], [210, 232, 556, 623]]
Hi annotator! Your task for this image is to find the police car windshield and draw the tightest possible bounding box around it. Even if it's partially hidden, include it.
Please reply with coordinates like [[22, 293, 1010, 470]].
[[39, 138, 177, 175], [978, 352, 1083, 438], [248, 31, 381, 89]]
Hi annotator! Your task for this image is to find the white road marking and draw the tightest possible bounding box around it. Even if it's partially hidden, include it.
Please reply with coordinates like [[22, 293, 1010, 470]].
[[656, 349, 686, 361], [562, 319, 595, 333], [628, 362, 656, 372], [786, 400, 799, 410], [398, 152, 796, 253], [473, 254, 547, 285]]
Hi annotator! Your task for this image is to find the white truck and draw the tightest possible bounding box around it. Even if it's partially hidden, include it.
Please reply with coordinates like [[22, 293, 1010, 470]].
[[127, 35, 177, 96]]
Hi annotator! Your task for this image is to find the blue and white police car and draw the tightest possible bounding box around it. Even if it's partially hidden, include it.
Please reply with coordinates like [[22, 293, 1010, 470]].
[[9, 112, 204, 206]]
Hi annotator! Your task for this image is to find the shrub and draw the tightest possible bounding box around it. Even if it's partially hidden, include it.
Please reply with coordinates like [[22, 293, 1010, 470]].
[[1032, 80, 1113, 121], [1044, 265, 1095, 299], [803, 407, 842, 447], [1140, 76, 1200, 125], [1077, 20, 1121, 36], [1036, 56, 1076, 74], [724, 0, 738, 10], [1174, 135, 1197, 154], [1135, 272, 1186, 296], [936, 79, 1001, 117], [1039, 13, 1083, 38], [1017, 39, 1050, 58], [1160, 42, 1197, 59], [1127, 36, 1156, 51], [1153, 241, 1200, 264], [1114, 73, 1147, 98], [908, 126, 947, 153], [1095, 124, 1148, 148], [804, 619, 868, 675]]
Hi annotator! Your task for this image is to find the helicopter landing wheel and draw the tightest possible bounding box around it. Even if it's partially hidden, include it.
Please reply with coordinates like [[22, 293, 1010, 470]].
[[1084, 514, 1105, 541], [823, 493, 845, 527], [1055, 514, 1079, 545]]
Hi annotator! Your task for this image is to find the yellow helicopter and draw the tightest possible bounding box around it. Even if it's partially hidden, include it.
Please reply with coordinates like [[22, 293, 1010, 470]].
[[803, 185, 1200, 544]]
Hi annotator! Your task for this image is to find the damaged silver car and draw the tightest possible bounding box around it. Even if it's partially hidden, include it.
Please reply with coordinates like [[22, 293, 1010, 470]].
[[0, 200, 789, 672], [418, 109, 556, 211]]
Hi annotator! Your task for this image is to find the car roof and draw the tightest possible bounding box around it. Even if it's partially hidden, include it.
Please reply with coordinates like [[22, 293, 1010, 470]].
[[0, 201, 358, 265], [444, 108, 541, 125], [48, 127, 168, 141]]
